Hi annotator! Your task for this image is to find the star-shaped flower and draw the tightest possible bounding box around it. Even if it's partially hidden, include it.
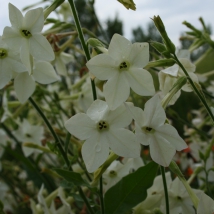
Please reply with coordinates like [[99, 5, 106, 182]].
[[86, 34, 155, 110], [2, 3, 55, 73], [65, 99, 140, 172], [127, 94, 187, 166]]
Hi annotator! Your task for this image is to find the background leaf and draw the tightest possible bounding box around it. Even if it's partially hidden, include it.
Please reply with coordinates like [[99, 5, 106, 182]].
[[104, 161, 158, 214], [54, 168, 91, 188]]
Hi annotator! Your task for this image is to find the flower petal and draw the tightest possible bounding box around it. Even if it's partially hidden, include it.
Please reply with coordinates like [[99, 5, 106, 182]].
[[106, 102, 132, 128], [155, 124, 187, 151], [125, 68, 155, 96], [128, 42, 149, 68], [33, 61, 59, 84], [2, 27, 22, 51], [23, 8, 44, 33], [29, 34, 55, 61], [104, 72, 130, 110], [6, 54, 26, 73], [82, 132, 109, 172], [108, 129, 140, 158], [179, 58, 195, 73], [143, 95, 166, 128], [86, 99, 109, 122], [108, 34, 132, 62], [14, 72, 35, 103], [20, 39, 31, 73], [64, 113, 96, 140], [161, 64, 179, 77], [150, 134, 176, 166], [86, 54, 118, 80], [0, 69, 12, 89], [9, 3, 23, 29]]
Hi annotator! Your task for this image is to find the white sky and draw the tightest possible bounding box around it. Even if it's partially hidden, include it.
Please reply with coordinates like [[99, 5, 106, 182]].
[[1, 0, 214, 47]]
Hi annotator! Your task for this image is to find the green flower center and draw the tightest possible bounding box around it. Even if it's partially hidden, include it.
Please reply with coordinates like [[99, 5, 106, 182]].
[[97, 120, 109, 131], [118, 61, 130, 71], [20, 29, 32, 38], [0, 48, 8, 59], [142, 126, 155, 134], [109, 170, 117, 177]]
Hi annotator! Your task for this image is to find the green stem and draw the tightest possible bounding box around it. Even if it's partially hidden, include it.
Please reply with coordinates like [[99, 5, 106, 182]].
[[67, 0, 97, 100], [29, 97, 71, 169], [160, 166, 169, 214], [100, 176, 105, 214], [173, 54, 214, 125], [29, 97, 95, 214]]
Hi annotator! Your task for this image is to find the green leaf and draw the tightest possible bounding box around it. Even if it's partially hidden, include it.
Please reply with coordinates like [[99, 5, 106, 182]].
[[104, 161, 158, 214], [53, 168, 91, 188]]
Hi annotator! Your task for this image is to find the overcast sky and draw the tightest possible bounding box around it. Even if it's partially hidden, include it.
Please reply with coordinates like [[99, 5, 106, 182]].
[[1, 0, 214, 47]]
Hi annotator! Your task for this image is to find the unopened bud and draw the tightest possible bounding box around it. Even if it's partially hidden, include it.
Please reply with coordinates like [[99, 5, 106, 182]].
[[44, 0, 65, 20], [87, 38, 108, 53], [117, 0, 136, 10], [152, 16, 176, 54], [146, 58, 175, 69]]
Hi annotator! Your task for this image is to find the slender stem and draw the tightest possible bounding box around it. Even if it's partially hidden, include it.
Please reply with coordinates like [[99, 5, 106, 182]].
[[160, 166, 169, 214], [173, 54, 214, 125], [100, 176, 105, 214], [29, 97, 71, 169], [67, 0, 97, 100]]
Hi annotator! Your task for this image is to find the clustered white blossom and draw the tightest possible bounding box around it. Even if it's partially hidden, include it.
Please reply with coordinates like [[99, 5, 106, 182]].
[[0, 3, 59, 103], [1, 2, 214, 214]]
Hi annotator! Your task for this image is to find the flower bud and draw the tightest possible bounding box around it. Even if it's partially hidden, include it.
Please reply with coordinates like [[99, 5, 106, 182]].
[[182, 21, 202, 36], [146, 58, 175, 69], [150, 41, 171, 58], [44, 0, 65, 20], [87, 38, 108, 53], [152, 16, 176, 54], [117, 0, 136, 10]]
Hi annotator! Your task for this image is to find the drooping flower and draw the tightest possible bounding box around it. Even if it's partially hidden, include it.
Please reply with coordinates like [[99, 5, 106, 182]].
[[86, 34, 155, 110], [127, 94, 187, 166], [2, 3, 55, 73], [65, 99, 140, 172], [0, 36, 26, 89], [159, 49, 198, 105], [14, 61, 59, 103]]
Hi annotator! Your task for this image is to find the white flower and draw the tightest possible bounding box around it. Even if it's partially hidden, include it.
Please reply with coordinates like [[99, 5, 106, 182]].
[[86, 34, 155, 110], [2, 3, 55, 73], [14, 61, 59, 103], [127, 94, 187, 166], [0, 36, 26, 89], [65, 99, 140, 172], [13, 119, 44, 157], [166, 177, 195, 214], [133, 172, 172, 214], [103, 160, 130, 190], [159, 49, 198, 105], [197, 191, 214, 214]]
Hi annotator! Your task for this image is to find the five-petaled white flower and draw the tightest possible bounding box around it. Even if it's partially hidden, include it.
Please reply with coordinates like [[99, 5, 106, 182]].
[[2, 3, 55, 73], [65, 99, 140, 172], [86, 34, 155, 110], [159, 49, 198, 105], [127, 94, 187, 166]]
